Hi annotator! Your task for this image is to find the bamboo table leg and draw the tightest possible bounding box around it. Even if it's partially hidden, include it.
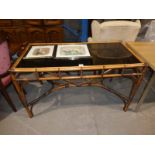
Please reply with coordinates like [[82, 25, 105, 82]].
[[135, 72, 155, 112], [123, 66, 147, 112], [11, 73, 33, 118]]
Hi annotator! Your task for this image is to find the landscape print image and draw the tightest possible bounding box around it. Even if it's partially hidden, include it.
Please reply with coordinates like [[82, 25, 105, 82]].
[[25, 45, 54, 58], [32, 48, 50, 56], [60, 46, 86, 56], [56, 44, 90, 58]]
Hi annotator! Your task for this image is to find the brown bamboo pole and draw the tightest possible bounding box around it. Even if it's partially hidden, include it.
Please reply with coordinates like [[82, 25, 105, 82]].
[[123, 65, 148, 111], [11, 63, 145, 73], [15, 73, 143, 82], [11, 73, 33, 118]]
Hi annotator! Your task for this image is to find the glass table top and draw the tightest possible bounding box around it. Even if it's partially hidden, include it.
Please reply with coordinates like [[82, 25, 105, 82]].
[[17, 42, 141, 68]]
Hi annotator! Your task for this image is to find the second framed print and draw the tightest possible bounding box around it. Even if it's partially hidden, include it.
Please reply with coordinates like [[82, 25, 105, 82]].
[[56, 44, 90, 59]]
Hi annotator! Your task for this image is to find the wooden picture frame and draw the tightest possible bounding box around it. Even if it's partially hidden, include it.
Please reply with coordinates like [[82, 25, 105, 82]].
[[56, 44, 90, 59], [25, 45, 54, 59]]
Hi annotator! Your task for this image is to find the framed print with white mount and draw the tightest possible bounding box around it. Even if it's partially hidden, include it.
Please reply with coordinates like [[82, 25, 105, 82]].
[[56, 44, 90, 59], [25, 45, 54, 59]]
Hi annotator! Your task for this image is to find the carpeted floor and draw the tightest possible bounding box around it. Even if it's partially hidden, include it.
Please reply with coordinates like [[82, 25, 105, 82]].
[[0, 73, 155, 135]]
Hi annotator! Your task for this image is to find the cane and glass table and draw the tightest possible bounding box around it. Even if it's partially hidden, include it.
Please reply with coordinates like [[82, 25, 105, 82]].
[[10, 42, 146, 118]]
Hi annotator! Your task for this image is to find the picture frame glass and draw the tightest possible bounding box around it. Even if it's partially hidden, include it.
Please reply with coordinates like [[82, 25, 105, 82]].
[[25, 45, 54, 58], [56, 44, 90, 58]]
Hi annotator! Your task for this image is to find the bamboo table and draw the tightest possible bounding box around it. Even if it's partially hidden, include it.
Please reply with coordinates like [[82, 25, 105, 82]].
[[10, 42, 146, 118], [126, 42, 155, 111]]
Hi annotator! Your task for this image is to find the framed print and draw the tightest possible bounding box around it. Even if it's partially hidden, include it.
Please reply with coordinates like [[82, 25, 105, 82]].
[[56, 44, 90, 59], [25, 45, 54, 59]]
